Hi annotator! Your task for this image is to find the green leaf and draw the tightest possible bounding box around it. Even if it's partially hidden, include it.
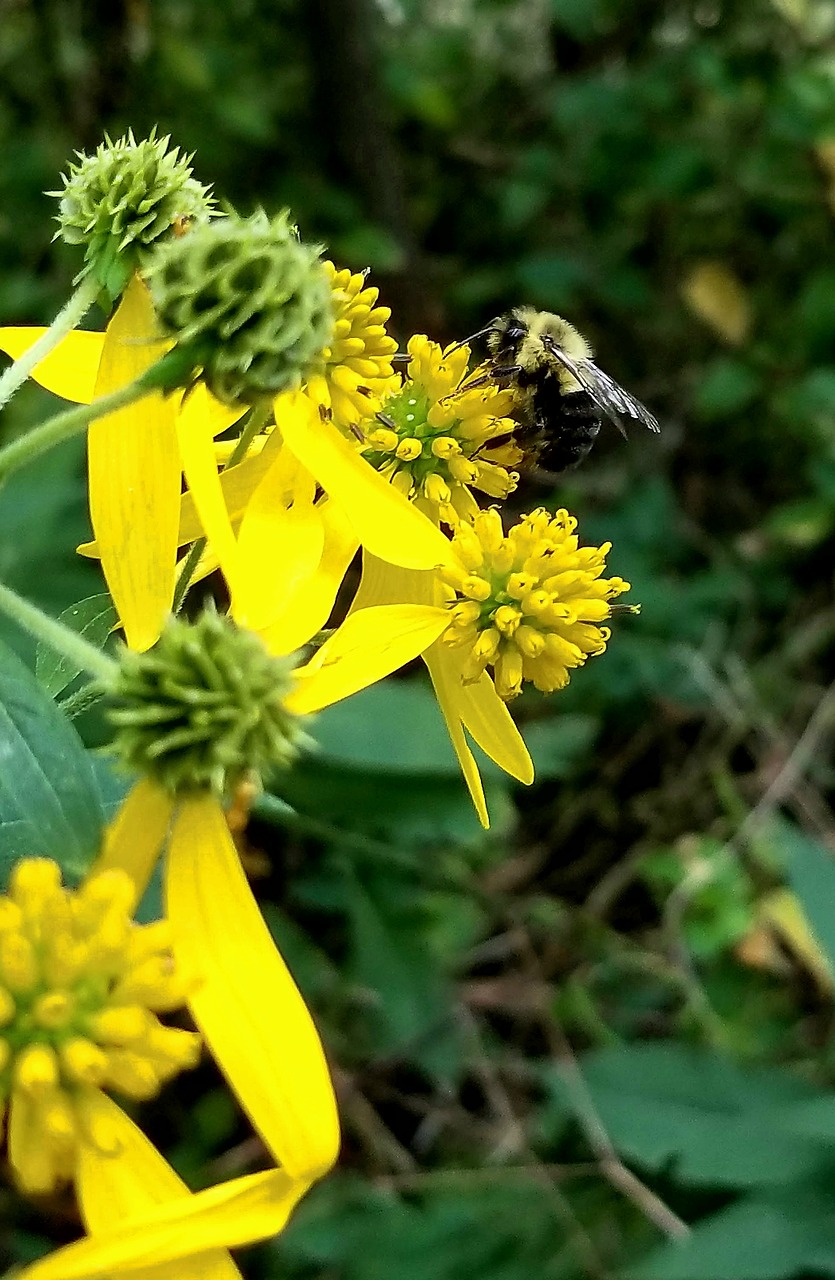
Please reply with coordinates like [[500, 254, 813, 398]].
[[0, 636, 104, 884], [631, 1191, 835, 1280], [36, 594, 117, 698], [345, 870, 450, 1057], [553, 1041, 832, 1189]]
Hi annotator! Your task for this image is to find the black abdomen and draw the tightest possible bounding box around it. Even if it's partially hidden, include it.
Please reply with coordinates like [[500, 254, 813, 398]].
[[514, 379, 602, 473]]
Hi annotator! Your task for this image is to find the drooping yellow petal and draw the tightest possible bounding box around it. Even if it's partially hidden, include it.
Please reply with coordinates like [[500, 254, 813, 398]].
[[93, 778, 174, 899], [166, 796, 339, 1180], [233, 449, 324, 633], [175, 390, 242, 596], [89, 275, 179, 652], [19, 1165, 306, 1280], [287, 603, 449, 714], [440, 649, 534, 785], [0, 328, 104, 403], [79, 1093, 241, 1280], [258, 498, 358, 656], [276, 391, 454, 570], [423, 647, 489, 829]]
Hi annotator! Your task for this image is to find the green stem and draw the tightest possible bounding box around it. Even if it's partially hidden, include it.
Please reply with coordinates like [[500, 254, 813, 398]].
[[225, 399, 271, 469], [0, 358, 167, 485], [0, 275, 100, 412], [0, 580, 118, 683], [172, 401, 271, 611], [173, 538, 207, 614]]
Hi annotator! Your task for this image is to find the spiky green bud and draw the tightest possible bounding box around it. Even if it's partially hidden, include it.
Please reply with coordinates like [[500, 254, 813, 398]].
[[53, 129, 215, 305], [144, 209, 335, 405], [107, 610, 305, 796]]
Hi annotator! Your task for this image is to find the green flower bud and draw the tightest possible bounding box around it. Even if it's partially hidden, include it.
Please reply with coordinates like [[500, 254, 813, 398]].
[[144, 209, 335, 405], [107, 610, 306, 796], [52, 128, 216, 305]]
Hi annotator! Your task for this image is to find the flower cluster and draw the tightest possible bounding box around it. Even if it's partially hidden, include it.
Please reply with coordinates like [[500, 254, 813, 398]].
[[0, 129, 645, 1279], [439, 507, 631, 699]]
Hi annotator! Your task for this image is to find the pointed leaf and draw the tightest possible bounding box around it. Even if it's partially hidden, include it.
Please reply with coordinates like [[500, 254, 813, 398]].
[[0, 636, 103, 882], [35, 595, 117, 698]]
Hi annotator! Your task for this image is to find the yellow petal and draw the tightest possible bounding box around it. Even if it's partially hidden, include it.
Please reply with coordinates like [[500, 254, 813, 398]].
[[166, 796, 339, 1179], [422, 647, 489, 829], [286, 603, 449, 714], [0, 328, 104, 403], [441, 648, 534, 785], [89, 275, 179, 652], [93, 779, 174, 899], [79, 1093, 241, 1280], [351, 547, 435, 612], [258, 498, 359, 656], [233, 449, 324, 633], [20, 1165, 305, 1280], [175, 390, 241, 595], [177, 430, 284, 546], [276, 392, 454, 570]]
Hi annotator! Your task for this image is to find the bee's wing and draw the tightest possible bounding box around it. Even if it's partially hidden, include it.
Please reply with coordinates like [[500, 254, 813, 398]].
[[543, 341, 660, 435]]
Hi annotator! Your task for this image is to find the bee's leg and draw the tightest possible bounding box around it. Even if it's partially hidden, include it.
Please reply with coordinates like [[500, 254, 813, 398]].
[[456, 364, 522, 395]]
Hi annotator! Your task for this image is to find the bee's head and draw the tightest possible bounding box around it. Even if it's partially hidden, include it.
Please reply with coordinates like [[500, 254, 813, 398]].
[[486, 308, 532, 358], [531, 312, 592, 361]]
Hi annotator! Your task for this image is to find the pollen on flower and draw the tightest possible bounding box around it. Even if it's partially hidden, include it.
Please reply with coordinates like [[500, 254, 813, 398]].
[[438, 507, 632, 700], [360, 334, 522, 524], [0, 859, 199, 1195]]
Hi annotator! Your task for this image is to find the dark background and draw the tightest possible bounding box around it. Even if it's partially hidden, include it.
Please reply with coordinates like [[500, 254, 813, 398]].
[[2, 2, 835, 1276]]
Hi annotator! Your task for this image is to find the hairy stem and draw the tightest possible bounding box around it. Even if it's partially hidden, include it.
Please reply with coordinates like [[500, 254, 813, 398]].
[[0, 275, 100, 411]]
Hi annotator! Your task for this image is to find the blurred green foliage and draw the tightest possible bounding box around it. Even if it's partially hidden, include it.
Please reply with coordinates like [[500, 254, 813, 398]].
[[2, 0, 835, 1276]]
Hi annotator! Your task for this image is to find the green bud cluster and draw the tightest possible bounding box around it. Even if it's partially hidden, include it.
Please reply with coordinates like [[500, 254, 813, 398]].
[[107, 610, 306, 796], [144, 209, 334, 405], [53, 129, 215, 305]]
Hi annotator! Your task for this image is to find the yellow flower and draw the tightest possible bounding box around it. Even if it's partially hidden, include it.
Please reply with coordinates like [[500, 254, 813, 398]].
[[305, 262, 399, 428], [0, 858, 199, 1196], [0, 275, 240, 653], [360, 334, 522, 524], [439, 506, 631, 699], [287, 507, 630, 825], [16, 780, 339, 1280]]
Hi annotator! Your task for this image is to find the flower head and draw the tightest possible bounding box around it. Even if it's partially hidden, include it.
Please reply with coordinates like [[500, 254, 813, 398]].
[[107, 609, 306, 796], [439, 507, 632, 699], [146, 209, 334, 405], [0, 859, 199, 1194], [307, 263, 399, 428], [360, 335, 522, 524], [53, 129, 215, 304]]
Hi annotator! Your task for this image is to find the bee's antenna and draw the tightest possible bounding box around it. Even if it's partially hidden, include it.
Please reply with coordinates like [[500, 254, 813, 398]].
[[447, 325, 496, 355]]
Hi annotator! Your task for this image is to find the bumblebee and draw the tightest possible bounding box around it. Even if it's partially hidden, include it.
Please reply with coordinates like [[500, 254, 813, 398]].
[[465, 307, 659, 472]]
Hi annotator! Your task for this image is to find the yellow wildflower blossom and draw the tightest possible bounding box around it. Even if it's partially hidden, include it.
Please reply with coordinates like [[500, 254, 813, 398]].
[[439, 506, 631, 699], [0, 858, 199, 1195], [361, 334, 522, 524], [287, 506, 631, 824]]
